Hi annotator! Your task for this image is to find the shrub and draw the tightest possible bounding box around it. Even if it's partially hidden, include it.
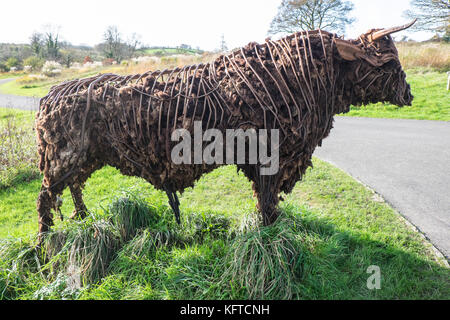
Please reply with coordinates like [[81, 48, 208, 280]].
[[41, 61, 62, 77], [5, 57, 21, 70], [23, 56, 44, 72]]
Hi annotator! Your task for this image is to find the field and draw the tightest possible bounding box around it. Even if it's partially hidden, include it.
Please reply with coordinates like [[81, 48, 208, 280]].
[[397, 42, 450, 72], [1, 71, 448, 121]]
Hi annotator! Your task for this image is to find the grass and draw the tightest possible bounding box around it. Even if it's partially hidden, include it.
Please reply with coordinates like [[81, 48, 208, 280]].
[[398, 42, 450, 72], [343, 70, 450, 121], [0, 159, 448, 300], [0, 78, 49, 98]]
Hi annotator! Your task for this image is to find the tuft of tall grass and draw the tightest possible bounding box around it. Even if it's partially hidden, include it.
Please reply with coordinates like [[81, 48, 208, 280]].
[[108, 194, 160, 241], [219, 211, 305, 300], [182, 211, 233, 242], [39, 217, 122, 284], [0, 239, 43, 299]]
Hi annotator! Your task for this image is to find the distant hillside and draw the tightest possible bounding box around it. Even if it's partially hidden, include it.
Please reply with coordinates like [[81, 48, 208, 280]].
[[139, 47, 204, 56]]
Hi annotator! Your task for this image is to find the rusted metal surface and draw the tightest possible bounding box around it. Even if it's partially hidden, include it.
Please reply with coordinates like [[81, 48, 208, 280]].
[[35, 23, 415, 241]]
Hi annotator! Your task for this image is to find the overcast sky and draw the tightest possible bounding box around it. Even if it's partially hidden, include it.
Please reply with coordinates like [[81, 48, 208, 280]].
[[0, 0, 432, 50]]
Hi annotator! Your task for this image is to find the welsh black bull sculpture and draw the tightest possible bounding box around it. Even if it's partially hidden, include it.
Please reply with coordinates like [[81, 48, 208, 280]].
[[35, 20, 416, 242]]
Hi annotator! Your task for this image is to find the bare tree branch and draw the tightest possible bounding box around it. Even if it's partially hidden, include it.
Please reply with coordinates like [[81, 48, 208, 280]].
[[404, 0, 450, 34], [268, 0, 355, 36]]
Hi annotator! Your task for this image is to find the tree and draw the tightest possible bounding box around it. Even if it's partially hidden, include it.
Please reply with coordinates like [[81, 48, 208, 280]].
[[45, 32, 60, 60], [103, 26, 124, 62], [124, 32, 141, 60], [268, 0, 355, 36], [30, 32, 44, 57], [404, 0, 450, 36], [29, 26, 63, 60], [102, 26, 141, 62], [23, 56, 44, 71], [60, 50, 74, 68]]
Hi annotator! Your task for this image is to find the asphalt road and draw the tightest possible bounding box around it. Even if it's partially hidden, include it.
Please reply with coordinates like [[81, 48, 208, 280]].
[[314, 117, 450, 259], [0, 77, 448, 259], [0, 78, 40, 111]]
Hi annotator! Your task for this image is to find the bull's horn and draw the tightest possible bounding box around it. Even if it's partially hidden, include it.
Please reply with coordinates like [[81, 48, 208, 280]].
[[369, 19, 417, 41]]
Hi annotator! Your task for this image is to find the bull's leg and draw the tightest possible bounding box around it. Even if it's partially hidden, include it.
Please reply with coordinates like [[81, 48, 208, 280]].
[[67, 161, 105, 220], [238, 165, 282, 226], [69, 184, 88, 220], [54, 196, 64, 221], [164, 186, 181, 224], [37, 185, 54, 244], [254, 174, 281, 226], [37, 181, 66, 245]]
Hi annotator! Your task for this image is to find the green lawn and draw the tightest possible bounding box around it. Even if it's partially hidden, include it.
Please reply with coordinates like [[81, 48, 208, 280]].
[[0, 77, 49, 97], [0, 159, 448, 300], [0, 107, 35, 126]]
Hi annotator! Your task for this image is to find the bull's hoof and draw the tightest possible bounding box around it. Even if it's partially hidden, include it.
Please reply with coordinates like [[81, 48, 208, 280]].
[[262, 209, 280, 226], [36, 231, 48, 251], [70, 210, 87, 220]]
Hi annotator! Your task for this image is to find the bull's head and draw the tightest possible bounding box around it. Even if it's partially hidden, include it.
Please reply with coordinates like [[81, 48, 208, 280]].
[[334, 19, 417, 107]]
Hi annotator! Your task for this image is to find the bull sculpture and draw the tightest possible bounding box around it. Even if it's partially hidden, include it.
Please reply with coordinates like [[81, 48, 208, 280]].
[[36, 20, 416, 242]]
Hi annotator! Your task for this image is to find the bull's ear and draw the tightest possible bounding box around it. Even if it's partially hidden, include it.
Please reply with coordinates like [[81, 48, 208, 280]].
[[334, 39, 365, 61]]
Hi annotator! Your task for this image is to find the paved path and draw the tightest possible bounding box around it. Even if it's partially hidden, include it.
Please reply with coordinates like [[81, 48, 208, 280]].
[[314, 117, 450, 259], [0, 78, 40, 111], [1, 78, 448, 258]]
